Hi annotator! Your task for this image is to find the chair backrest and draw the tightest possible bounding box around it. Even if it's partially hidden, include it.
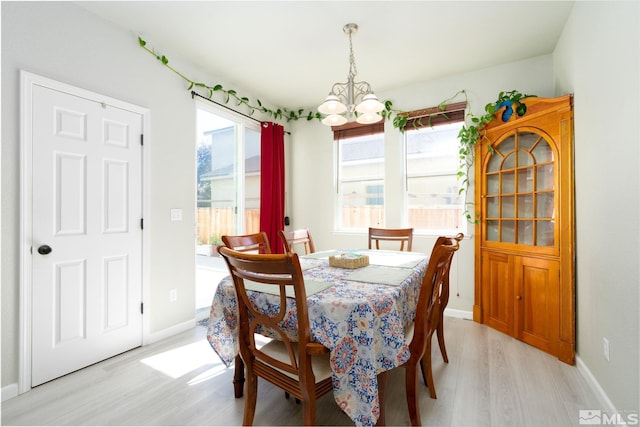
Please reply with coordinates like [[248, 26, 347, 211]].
[[430, 233, 463, 306], [368, 227, 414, 252], [218, 246, 313, 378], [430, 233, 463, 279], [430, 233, 464, 255], [408, 239, 460, 357], [221, 232, 271, 254], [279, 229, 316, 255]]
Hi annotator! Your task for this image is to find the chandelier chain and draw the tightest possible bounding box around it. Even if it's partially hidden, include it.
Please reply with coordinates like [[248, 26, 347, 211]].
[[348, 30, 357, 81]]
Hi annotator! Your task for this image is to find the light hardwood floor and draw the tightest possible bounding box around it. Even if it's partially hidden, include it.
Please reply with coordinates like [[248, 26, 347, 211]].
[[2, 317, 603, 426]]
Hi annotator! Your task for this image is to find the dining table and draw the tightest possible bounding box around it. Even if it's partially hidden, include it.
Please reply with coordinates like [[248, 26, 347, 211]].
[[206, 248, 430, 427]]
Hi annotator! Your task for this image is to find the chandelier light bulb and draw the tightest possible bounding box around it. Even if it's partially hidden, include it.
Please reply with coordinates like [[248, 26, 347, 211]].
[[318, 95, 347, 115], [322, 114, 349, 126], [355, 94, 384, 114], [356, 112, 383, 124]]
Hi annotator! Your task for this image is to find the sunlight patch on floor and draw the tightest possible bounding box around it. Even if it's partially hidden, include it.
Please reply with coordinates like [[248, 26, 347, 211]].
[[187, 364, 228, 385], [141, 339, 223, 379]]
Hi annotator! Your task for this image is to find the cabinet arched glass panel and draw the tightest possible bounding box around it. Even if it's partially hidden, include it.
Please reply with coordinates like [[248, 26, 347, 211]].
[[484, 131, 555, 246]]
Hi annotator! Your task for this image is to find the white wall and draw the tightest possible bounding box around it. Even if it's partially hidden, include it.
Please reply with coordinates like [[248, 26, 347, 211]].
[[0, 2, 273, 390], [554, 1, 640, 412], [288, 54, 556, 315]]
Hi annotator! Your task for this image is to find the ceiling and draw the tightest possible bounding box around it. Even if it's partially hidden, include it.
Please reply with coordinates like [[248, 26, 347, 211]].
[[76, 1, 575, 110]]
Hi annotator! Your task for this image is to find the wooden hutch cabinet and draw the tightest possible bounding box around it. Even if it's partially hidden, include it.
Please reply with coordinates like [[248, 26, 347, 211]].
[[473, 95, 575, 364]]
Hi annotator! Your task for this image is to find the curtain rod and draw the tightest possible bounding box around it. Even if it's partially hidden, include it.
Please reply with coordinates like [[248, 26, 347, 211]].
[[192, 91, 260, 124], [191, 91, 290, 134]]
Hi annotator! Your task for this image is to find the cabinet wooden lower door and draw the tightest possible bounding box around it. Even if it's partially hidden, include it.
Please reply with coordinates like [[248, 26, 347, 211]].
[[481, 251, 514, 336], [514, 256, 560, 354], [481, 250, 560, 356]]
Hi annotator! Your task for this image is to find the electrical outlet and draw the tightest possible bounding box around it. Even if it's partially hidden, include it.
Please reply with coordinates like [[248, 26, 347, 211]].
[[169, 289, 177, 302], [603, 337, 610, 361]]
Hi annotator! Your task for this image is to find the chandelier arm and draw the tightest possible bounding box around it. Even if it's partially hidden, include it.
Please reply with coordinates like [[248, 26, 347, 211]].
[[331, 80, 372, 100], [352, 81, 373, 99], [330, 82, 349, 97]]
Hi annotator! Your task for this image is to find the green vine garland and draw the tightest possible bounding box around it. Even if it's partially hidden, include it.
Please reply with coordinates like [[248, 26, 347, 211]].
[[138, 37, 533, 224], [138, 36, 402, 123]]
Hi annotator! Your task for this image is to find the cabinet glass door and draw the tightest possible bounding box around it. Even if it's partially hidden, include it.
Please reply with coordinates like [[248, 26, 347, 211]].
[[484, 131, 555, 246]]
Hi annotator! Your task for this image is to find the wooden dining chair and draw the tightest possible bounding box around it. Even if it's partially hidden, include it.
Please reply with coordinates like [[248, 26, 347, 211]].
[[218, 247, 334, 426], [221, 232, 271, 254], [368, 227, 414, 252], [430, 233, 464, 364], [377, 239, 460, 426], [221, 232, 272, 398], [279, 229, 316, 255]]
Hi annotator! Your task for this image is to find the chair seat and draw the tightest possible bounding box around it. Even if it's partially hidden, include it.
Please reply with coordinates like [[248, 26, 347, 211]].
[[405, 321, 415, 343], [260, 340, 333, 382]]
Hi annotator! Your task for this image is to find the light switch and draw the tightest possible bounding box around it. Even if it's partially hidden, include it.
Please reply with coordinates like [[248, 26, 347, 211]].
[[170, 208, 182, 221]]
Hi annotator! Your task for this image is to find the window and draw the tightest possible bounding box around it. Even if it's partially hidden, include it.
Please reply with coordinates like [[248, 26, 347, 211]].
[[332, 103, 466, 234], [335, 123, 385, 231], [404, 121, 466, 234]]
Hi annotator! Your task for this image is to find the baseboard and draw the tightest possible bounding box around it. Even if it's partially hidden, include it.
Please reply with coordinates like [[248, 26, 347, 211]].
[[444, 308, 473, 320], [575, 354, 617, 412], [143, 318, 196, 345], [1, 383, 19, 402]]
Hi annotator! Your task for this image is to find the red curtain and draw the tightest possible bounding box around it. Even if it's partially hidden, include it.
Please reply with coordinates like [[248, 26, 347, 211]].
[[259, 122, 285, 253]]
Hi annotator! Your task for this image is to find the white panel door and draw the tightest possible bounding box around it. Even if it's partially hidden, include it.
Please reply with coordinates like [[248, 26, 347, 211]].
[[31, 84, 143, 386]]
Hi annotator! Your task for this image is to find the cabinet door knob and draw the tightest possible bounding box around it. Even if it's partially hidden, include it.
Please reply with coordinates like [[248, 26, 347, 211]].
[[516, 295, 522, 300]]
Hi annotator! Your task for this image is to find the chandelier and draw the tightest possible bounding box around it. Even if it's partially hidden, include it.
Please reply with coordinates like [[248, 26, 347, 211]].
[[317, 23, 384, 126]]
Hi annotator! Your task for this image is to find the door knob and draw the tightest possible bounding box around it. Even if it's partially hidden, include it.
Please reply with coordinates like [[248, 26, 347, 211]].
[[516, 295, 522, 300], [37, 245, 52, 255]]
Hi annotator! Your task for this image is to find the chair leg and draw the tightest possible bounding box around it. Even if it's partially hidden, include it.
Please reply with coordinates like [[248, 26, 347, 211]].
[[437, 313, 449, 363], [233, 355, 245, 398], [405, 364, 421, 426], [242, 374, 258, 426], [301, 398, 316, 426], [420, 340, 437, 399], [376, 371, 388, 426]]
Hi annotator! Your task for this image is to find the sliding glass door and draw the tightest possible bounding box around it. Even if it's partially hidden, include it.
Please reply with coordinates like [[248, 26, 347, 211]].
[[196, 103, 261, 250]]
